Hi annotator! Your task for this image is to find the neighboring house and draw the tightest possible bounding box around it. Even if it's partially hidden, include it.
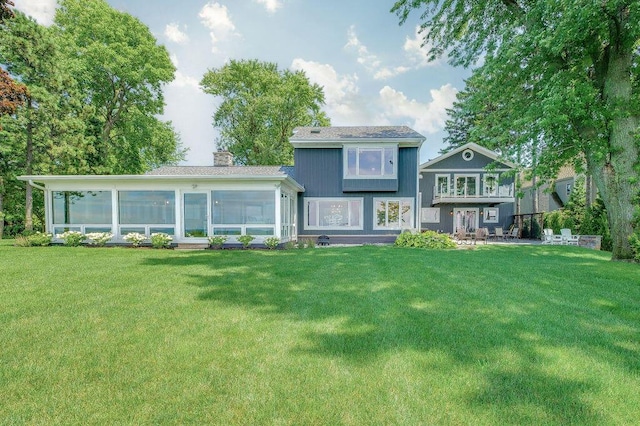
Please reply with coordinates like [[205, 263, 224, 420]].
[[418, 143, 516, 233], [18, 126, 425, 245], [519, 165, 595, 215]]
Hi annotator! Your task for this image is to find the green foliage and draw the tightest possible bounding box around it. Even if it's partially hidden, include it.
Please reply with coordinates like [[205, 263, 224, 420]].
[[237, 234, 255, 248], [296, 239, 306, 249], [85, 232, 112, 247], [394, 230, 456, 249], [123, 232, 146, 247], [26, 231, 52, 246], [150, 232, 172, 249], [283, 240, 296, 250], [56, 230, 85, 246], [305, 238, 316, 249], [208, 235, 228, 248], [393, 0, 640, 259], [263, 236, 280, 250], [200, 59, 330, 165], [629, 232, 640, 262], [581, 198, 613, 251]]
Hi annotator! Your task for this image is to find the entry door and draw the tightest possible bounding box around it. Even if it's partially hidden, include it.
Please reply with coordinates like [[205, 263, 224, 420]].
[[453, 208, 479, 233], [183, 192, 208, 238]]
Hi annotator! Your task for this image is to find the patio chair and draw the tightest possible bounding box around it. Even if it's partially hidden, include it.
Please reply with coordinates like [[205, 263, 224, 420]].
[[542, 228, 554, 244], [494, 227, 505, 241], [505, 227, 519, 240], [560, 228, 580, 245], [476, 228, 488, 244], [455, 229, 472, 244]]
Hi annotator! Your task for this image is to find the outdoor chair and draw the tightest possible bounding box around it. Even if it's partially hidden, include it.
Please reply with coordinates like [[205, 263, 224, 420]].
[[505, 227, 519, 240], [542, 228, 554, 244], [494, 227, 505, 241], [476, 228, 488, 244], [560, 228, 580, 245], [455, 229, 473, 244]]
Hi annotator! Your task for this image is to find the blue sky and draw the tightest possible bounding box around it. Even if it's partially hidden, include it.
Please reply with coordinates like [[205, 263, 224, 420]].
[[16, 0, 472, 166]]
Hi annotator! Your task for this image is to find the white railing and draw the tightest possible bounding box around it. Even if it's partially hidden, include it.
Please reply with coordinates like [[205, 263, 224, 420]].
[[433, 184, 514, 200]]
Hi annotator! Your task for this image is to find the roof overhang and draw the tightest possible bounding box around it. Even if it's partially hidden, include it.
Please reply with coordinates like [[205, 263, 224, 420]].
[[290, 137, 425, 149], [420, 142, 516, 170], [18, 174, 306, 192]]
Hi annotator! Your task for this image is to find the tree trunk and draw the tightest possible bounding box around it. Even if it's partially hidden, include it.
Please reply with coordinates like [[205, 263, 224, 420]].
[[595, 49, 639, 260], [25, 97, 34, 232]]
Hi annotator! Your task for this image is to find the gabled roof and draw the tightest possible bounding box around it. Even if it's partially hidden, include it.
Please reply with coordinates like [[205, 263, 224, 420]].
[[290, 126, 425, 148], [420, 142, 516, 169]]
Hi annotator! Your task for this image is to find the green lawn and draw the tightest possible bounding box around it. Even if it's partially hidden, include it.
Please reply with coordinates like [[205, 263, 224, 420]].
[[1, 241, 638, 425]]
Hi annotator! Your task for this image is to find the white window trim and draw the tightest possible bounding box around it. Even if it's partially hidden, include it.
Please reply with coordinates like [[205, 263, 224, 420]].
[[343, 144, 398, 179], [304, 197, 364, 230], [483, 207, 499, 223], [373, 198, 414, 230], [435, 174, 450, 195], [453, 174, 480, 197], [483, 173, 499, 197]]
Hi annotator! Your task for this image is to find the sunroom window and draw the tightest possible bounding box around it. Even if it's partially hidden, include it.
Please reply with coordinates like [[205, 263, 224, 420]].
[[53, 191, 112, 225], [344, 145, 397, 178]]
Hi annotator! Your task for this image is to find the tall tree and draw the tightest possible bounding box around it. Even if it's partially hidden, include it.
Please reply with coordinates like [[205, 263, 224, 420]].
[[55, 0, 184, 174], [201, 59, 330, 165], [393, 1, 640, 260], [0, 0, 27, 127]]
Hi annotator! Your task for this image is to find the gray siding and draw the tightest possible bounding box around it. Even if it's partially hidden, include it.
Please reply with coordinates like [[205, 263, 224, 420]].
[[294, 147, 418, 236], [418, 148, 515, 233]]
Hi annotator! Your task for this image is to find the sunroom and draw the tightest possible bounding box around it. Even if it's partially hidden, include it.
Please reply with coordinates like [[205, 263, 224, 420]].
[[19, 167, 303, 245]]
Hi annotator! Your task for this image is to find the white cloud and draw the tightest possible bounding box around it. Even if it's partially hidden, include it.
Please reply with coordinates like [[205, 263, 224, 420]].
[[291, 58, 373, 124], [345, 25, 444, 81], [198, 2, 237, 53], [13, 0, 56, 26], [403, 26, 441, 67], [255, 0, 283, 14], [165, 23, 189, 44], [170, 71, 200, 90], [379, 84, 458, 135], [344, 26, 381, 70]]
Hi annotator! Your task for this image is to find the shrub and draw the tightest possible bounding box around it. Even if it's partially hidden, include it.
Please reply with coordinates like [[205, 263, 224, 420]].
[[305, 238, 316, 249], [85, 232, 113, 247], [26, 231, 53, 246], [264, 236, 280, 250], [237, 234, 255, 248], [581, 198, 613, 251], [123, 232, 147, 247], [13, 235, 30, 247], [208, 235, 228, 249], [284, 240, 297, 250], [150, 233, 172, 249], [296, 239, 306, 249], [395, 230, 456, 249], [56, 231, 86, 247], [629, 232, 640, 262]]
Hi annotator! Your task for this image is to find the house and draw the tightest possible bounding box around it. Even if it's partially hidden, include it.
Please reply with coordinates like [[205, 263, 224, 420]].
[[418, 143, 516, 233], [18, 126, 425, 246]]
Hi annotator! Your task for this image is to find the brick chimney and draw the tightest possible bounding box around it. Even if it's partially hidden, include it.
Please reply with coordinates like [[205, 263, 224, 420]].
[[213, 151, 233, 167]]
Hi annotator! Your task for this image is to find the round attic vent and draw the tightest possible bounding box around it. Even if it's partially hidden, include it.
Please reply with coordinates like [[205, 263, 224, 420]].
[[462, 149, 474, 161]]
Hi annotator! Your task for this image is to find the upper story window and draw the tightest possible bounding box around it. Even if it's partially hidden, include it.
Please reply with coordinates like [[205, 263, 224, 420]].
[[344, 145, 397, 179]]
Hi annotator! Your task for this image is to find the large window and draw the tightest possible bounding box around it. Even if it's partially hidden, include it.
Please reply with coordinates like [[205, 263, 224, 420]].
[[435, 174, 450, 195], [344, 145, 397, 178], [305, 198, 363, 230], [212, 191, 275, 225], [374, 198, 414, 230], [454, 174, 479, 197], [118, 191, 175, 224], [483, 174, 499, 196], [53, 191, 112, 224]]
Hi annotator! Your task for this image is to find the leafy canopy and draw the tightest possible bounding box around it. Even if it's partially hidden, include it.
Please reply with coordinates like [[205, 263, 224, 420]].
[[201, 59, 329, 165]]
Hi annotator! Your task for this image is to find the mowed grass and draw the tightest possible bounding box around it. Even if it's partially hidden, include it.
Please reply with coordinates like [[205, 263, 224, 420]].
[[1, 240, 639, 425]]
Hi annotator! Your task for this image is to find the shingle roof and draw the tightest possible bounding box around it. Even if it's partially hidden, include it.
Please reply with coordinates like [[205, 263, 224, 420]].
[[145, 165, 292, 177], [291, 126, 424, 141]]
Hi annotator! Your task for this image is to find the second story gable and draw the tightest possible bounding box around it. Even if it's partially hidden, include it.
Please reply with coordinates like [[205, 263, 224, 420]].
[[420, 143, 516, 205], [290, 126, 425, 194]]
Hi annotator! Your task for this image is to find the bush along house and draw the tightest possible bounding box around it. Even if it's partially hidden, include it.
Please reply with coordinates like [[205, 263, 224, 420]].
[[19, 128, 519, 246], [418, 143, 516, 234]]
